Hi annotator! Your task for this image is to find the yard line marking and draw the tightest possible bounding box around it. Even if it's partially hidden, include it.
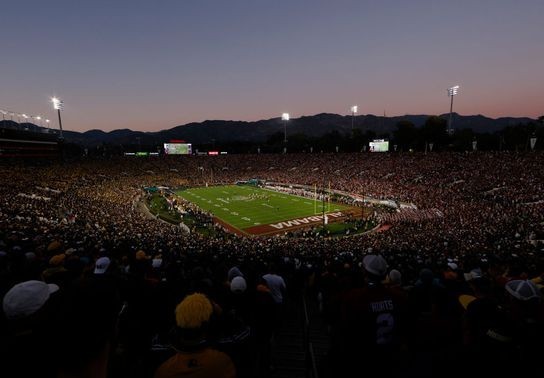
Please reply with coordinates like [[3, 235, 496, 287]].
[[242, 217, 251, 221], [222, 208, 229, 211], [214, 204, 220, 207], [304, 202, 312, 205], [262, 203, 273, 208], [231, 212, 239, 215], [254, 222, 260, 225]]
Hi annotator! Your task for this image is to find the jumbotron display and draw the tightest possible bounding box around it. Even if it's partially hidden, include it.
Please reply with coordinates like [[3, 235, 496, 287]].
[[164, 143, 192, 155], [369, 139, 389, 152]]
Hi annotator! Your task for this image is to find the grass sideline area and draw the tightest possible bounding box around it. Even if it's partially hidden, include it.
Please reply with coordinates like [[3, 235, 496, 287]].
[[175, 185, 351, 234]]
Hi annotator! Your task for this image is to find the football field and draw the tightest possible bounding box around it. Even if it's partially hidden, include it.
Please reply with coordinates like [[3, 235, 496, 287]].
[[175, 185, 353, 235]]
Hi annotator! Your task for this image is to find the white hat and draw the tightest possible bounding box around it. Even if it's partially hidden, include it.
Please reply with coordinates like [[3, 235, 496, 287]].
[[363, 255, 388, 277], [464, 268, 482, 282], [230, 276, 247, 293], [94, 257, 111, 274], [2, 280, 59, 320], [152, 258, 163, 269], [505, 280, 541, 301], [447, 262, 458, 271]]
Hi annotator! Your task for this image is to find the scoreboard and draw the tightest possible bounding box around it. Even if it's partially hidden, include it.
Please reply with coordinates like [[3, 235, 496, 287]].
[[164, 143, 192, 155], [369, 140, 389, 152]]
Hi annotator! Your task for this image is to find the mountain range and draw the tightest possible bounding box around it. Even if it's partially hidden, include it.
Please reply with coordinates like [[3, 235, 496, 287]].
[[0, 113, 537, 147]]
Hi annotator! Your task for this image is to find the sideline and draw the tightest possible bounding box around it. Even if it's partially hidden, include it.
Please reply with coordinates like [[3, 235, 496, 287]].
[[137, 194, 190, 233]]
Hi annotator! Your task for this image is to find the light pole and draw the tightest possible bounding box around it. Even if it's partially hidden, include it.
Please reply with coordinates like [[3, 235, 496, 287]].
[[447, 85, 459, 135], [281, 112, 289, 143], [51, 97, 64, 139], [350, 105, 358, 132]]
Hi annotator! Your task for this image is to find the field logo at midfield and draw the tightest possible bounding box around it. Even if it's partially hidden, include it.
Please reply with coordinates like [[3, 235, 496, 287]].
[[269, 212, 343, 230]]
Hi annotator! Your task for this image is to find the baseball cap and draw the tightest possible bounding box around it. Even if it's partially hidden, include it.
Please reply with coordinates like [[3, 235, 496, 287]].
[[3, 280, 59, 320], [363, 255, 388, 277], [505, 280, 541, 301], [230, 276, 247, 293], [175, 293, 213, 329], [94, 257, 111, 274]]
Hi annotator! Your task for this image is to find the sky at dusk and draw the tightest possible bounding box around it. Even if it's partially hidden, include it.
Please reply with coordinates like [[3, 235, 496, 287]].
[[1, 0, 543, 132]]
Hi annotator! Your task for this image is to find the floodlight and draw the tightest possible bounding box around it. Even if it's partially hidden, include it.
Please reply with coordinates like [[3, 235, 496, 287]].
[[447, 85, 460, 134], [351, 105, 358, 114], [51, 96, 65, 138], [52, 97, 63, 110], [281, 113, 290, 121], [448, 85, 459, 97]]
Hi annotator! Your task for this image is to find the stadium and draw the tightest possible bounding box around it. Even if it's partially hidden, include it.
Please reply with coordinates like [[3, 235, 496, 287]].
[[2, 147, 544, 377], [2, 2, 544, 378]]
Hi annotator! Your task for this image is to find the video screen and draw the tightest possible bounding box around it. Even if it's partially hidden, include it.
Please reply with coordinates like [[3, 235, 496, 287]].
[[164, 143, 192, 155], [369, 140, 389, 152]]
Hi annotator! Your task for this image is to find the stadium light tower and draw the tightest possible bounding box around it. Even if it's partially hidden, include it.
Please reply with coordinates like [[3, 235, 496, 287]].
[[51, 97, 64, 139], [447, 85, 459, 135], [351, 105, 358, 132], [281, 112, 290, 143]]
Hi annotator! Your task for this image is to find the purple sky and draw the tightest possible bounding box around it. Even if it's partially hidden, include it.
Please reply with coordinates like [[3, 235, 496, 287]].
[[2, 0, 543, 132]]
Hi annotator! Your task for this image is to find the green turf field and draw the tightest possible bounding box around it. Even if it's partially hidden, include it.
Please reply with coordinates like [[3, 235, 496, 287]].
[[175, 185, 350, 232]]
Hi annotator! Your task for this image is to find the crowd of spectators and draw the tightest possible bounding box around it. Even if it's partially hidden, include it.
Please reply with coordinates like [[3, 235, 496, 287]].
[[1, 151, 543, 377]]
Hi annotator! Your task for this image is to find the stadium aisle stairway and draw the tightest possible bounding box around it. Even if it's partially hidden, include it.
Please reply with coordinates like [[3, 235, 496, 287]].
[[268, 297, 307, 378], [303, 294, 330, 378]]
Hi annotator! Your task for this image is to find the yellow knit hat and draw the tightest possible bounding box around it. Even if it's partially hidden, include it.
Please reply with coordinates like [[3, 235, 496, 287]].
[[175, 293, 213, 329]]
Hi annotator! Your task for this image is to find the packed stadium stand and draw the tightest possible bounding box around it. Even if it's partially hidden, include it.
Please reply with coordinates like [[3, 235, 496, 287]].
[[1, 152, 543, 377], [0, 127, 60, 160]]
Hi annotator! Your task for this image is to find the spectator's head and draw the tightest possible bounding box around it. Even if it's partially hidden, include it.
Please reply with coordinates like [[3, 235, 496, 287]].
[[466, 271, 491, 298], [174, 293, 214, 347], [505, 279, 541, 305], [94, 257, 111, 275], [135, 250, 148, 261], [363, 254, 388, 281], [2, 280, 59, 320], [418, 268, 434, 286], [175, 293, 213, 330], [387, 269, 402, 286], [464, 268, 483, 282], [230, 276, 247, 294], [227, 266, 243, 281], [49, 253, 66, 267]]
